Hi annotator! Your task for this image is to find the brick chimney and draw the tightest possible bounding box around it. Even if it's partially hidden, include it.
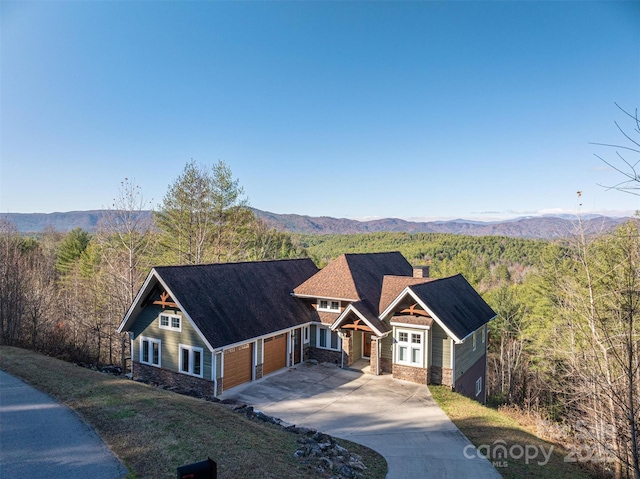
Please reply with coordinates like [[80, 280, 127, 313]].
[[413, 266, 430, 278]]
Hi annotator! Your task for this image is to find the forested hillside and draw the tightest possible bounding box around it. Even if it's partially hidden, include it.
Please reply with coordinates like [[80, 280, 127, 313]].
[[2, 154, 640, 478]]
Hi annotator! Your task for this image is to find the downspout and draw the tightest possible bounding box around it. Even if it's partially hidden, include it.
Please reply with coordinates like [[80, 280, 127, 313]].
[[129, 332, 134, 378], [483, 326, 488, 404], [212, 352, 217, 398], [376, 336, 381, 376]]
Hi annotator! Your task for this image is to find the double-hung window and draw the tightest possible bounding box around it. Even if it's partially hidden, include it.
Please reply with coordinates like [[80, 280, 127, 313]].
[[159, 313, 181, 332], [317, 326, 341, 351], [140, 337, 161, 367], [395, 329, 424, 367], [179, 344, 203, 378], [476, 377, 482, 397]]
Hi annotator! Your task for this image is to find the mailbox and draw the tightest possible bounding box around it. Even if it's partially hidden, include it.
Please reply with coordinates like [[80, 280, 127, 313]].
[[177, 457, 217, 479]]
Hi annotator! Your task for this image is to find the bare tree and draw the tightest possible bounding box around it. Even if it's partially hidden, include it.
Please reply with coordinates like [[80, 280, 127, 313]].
[[593, 103, 640, 197]]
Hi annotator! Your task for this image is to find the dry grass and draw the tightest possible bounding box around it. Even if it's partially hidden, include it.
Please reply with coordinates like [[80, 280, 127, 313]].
[[0, 347, 386, 479], [429, 386, 595, 479]]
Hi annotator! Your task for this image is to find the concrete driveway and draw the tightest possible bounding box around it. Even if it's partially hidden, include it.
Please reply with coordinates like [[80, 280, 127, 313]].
[[220, 361, 500, 479], [0, 370, 128, 478]]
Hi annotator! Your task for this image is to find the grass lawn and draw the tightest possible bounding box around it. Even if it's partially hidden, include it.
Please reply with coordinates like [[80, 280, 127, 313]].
[[429, 386, 594, 479], [0, 346, 387, 479]]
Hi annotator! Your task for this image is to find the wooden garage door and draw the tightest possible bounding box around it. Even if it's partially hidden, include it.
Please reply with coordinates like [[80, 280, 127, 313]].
[[263, 333, 287, 375], [224, 343, 253, 390]]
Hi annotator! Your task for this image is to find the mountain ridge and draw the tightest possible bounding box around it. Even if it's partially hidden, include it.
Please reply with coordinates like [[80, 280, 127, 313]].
[[0, 209, 631, 239]]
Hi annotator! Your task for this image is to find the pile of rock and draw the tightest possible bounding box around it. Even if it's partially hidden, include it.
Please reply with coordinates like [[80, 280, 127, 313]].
[[233, 404, 367, 478]]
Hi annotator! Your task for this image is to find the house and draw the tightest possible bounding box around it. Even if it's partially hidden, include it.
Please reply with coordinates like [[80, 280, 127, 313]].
[[117, 252, 496, 402]]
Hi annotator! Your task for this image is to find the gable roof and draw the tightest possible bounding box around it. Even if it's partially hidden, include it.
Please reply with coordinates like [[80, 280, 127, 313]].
[[119, 258, 320, 349], [379, 275, 434, 313], [381, 274, 496, 342], [294, 252, 413, 313]]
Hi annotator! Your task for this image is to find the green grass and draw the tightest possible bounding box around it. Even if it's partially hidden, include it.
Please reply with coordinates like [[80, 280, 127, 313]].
[[0, 346, 386, 479], [429, 386, 594, 479]]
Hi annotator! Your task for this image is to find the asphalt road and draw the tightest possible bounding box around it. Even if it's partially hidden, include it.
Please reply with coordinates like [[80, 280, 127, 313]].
[[0, 370, 128, 478]]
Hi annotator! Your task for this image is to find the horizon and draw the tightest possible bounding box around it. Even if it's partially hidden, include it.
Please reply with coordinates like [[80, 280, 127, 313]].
[[2, 2, 639, 219]]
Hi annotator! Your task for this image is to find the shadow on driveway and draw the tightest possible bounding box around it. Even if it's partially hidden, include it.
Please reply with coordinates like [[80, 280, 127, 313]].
[[220, 361, 501, 479]]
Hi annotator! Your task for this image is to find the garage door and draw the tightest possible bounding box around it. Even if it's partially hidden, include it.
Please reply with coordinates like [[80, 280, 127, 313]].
[[224, 343, 253, 390], [263, 333, 287, 375]]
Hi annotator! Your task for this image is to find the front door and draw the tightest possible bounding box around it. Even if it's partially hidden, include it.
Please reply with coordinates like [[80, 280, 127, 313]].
[[363, 332, 372, 358], [293, 328, 301, 364]]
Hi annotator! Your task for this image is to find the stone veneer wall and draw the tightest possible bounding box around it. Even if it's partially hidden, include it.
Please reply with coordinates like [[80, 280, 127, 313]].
[[429, 366, 453, 387], [308, 347, 341, 365], [392, 363, 429, 385], [135, 362, 215, 397], [379, 357, 392, 374], [342, 334, 353, 366], [369, 338, 378, 374], [255, 363, 264, 380]]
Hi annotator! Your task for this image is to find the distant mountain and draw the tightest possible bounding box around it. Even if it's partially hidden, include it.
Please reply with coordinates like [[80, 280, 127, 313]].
[[1, 209, 631, 239]]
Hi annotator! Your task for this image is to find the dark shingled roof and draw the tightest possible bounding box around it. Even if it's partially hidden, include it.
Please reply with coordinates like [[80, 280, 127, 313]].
[[408, 274, 496, 340], [155, 259, 320, 348]]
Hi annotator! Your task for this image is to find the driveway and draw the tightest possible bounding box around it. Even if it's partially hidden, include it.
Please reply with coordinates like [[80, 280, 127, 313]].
[[0, 370, 128, 478], [220, 362, 501, 479]]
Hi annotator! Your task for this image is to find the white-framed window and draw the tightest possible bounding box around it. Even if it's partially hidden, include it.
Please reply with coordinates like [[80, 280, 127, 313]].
[[475, 377, 482, 397], [472, 332, 477, 351], [159, 313, 181, 332], [317, 299, 341, 312], [317, 326, 341, 351], [179, 344, 203, 378], [304, 326, 310, 344], [140, 337, 161, 367], [481, 327, 485, 344], [395, 329, 424, 367]]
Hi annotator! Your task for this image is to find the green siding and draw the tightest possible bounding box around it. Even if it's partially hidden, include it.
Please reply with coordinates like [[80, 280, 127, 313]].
[[310, 324, 317, 347], [431, 323, 452, 369], [454, 326, 485, 381], [132, 305, 212, 380], [380, 334, 393, 361]]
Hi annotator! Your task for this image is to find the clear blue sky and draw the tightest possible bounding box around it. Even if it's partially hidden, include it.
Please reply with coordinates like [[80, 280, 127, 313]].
[[1, 1, 639, 221]]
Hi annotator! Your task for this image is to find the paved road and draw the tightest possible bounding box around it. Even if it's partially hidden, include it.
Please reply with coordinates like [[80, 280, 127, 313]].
[[221, 362, 501, 479], [0, 370, 128, 478]]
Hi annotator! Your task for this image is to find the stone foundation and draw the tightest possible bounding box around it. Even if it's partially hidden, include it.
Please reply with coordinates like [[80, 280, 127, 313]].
[[429, 366, 453, 387], [308, 347, 341, 365], [379, 357, 392, 374], [392, 363, 429, 385], [255, 363, 264, 380], [135, 362, 215, 397]]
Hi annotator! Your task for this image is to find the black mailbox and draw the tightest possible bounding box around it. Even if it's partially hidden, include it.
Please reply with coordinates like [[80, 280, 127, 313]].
[[177, 457, 217, 479]]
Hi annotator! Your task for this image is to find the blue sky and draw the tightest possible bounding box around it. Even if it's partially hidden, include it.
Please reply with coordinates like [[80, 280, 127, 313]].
[[1, 1, 639, 221]]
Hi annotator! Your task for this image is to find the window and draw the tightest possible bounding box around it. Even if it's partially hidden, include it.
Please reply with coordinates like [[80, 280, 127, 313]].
[[472, 332, 477, 351], [395, 329, 424, 367], [179, 344, 203, 378], [304, 326, 310, 344], [481, 327, 485, 344], [159, 313, 181, 332], [317, 299, 341, 312], [316, 326, 341, 351], [140, 337, 161, 366], [475, 377, 482, 397]]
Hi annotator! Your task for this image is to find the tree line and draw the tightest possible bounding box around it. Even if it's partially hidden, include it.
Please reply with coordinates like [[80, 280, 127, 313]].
[[0, 160, 305, 368], [2, 104, 638, 479]]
